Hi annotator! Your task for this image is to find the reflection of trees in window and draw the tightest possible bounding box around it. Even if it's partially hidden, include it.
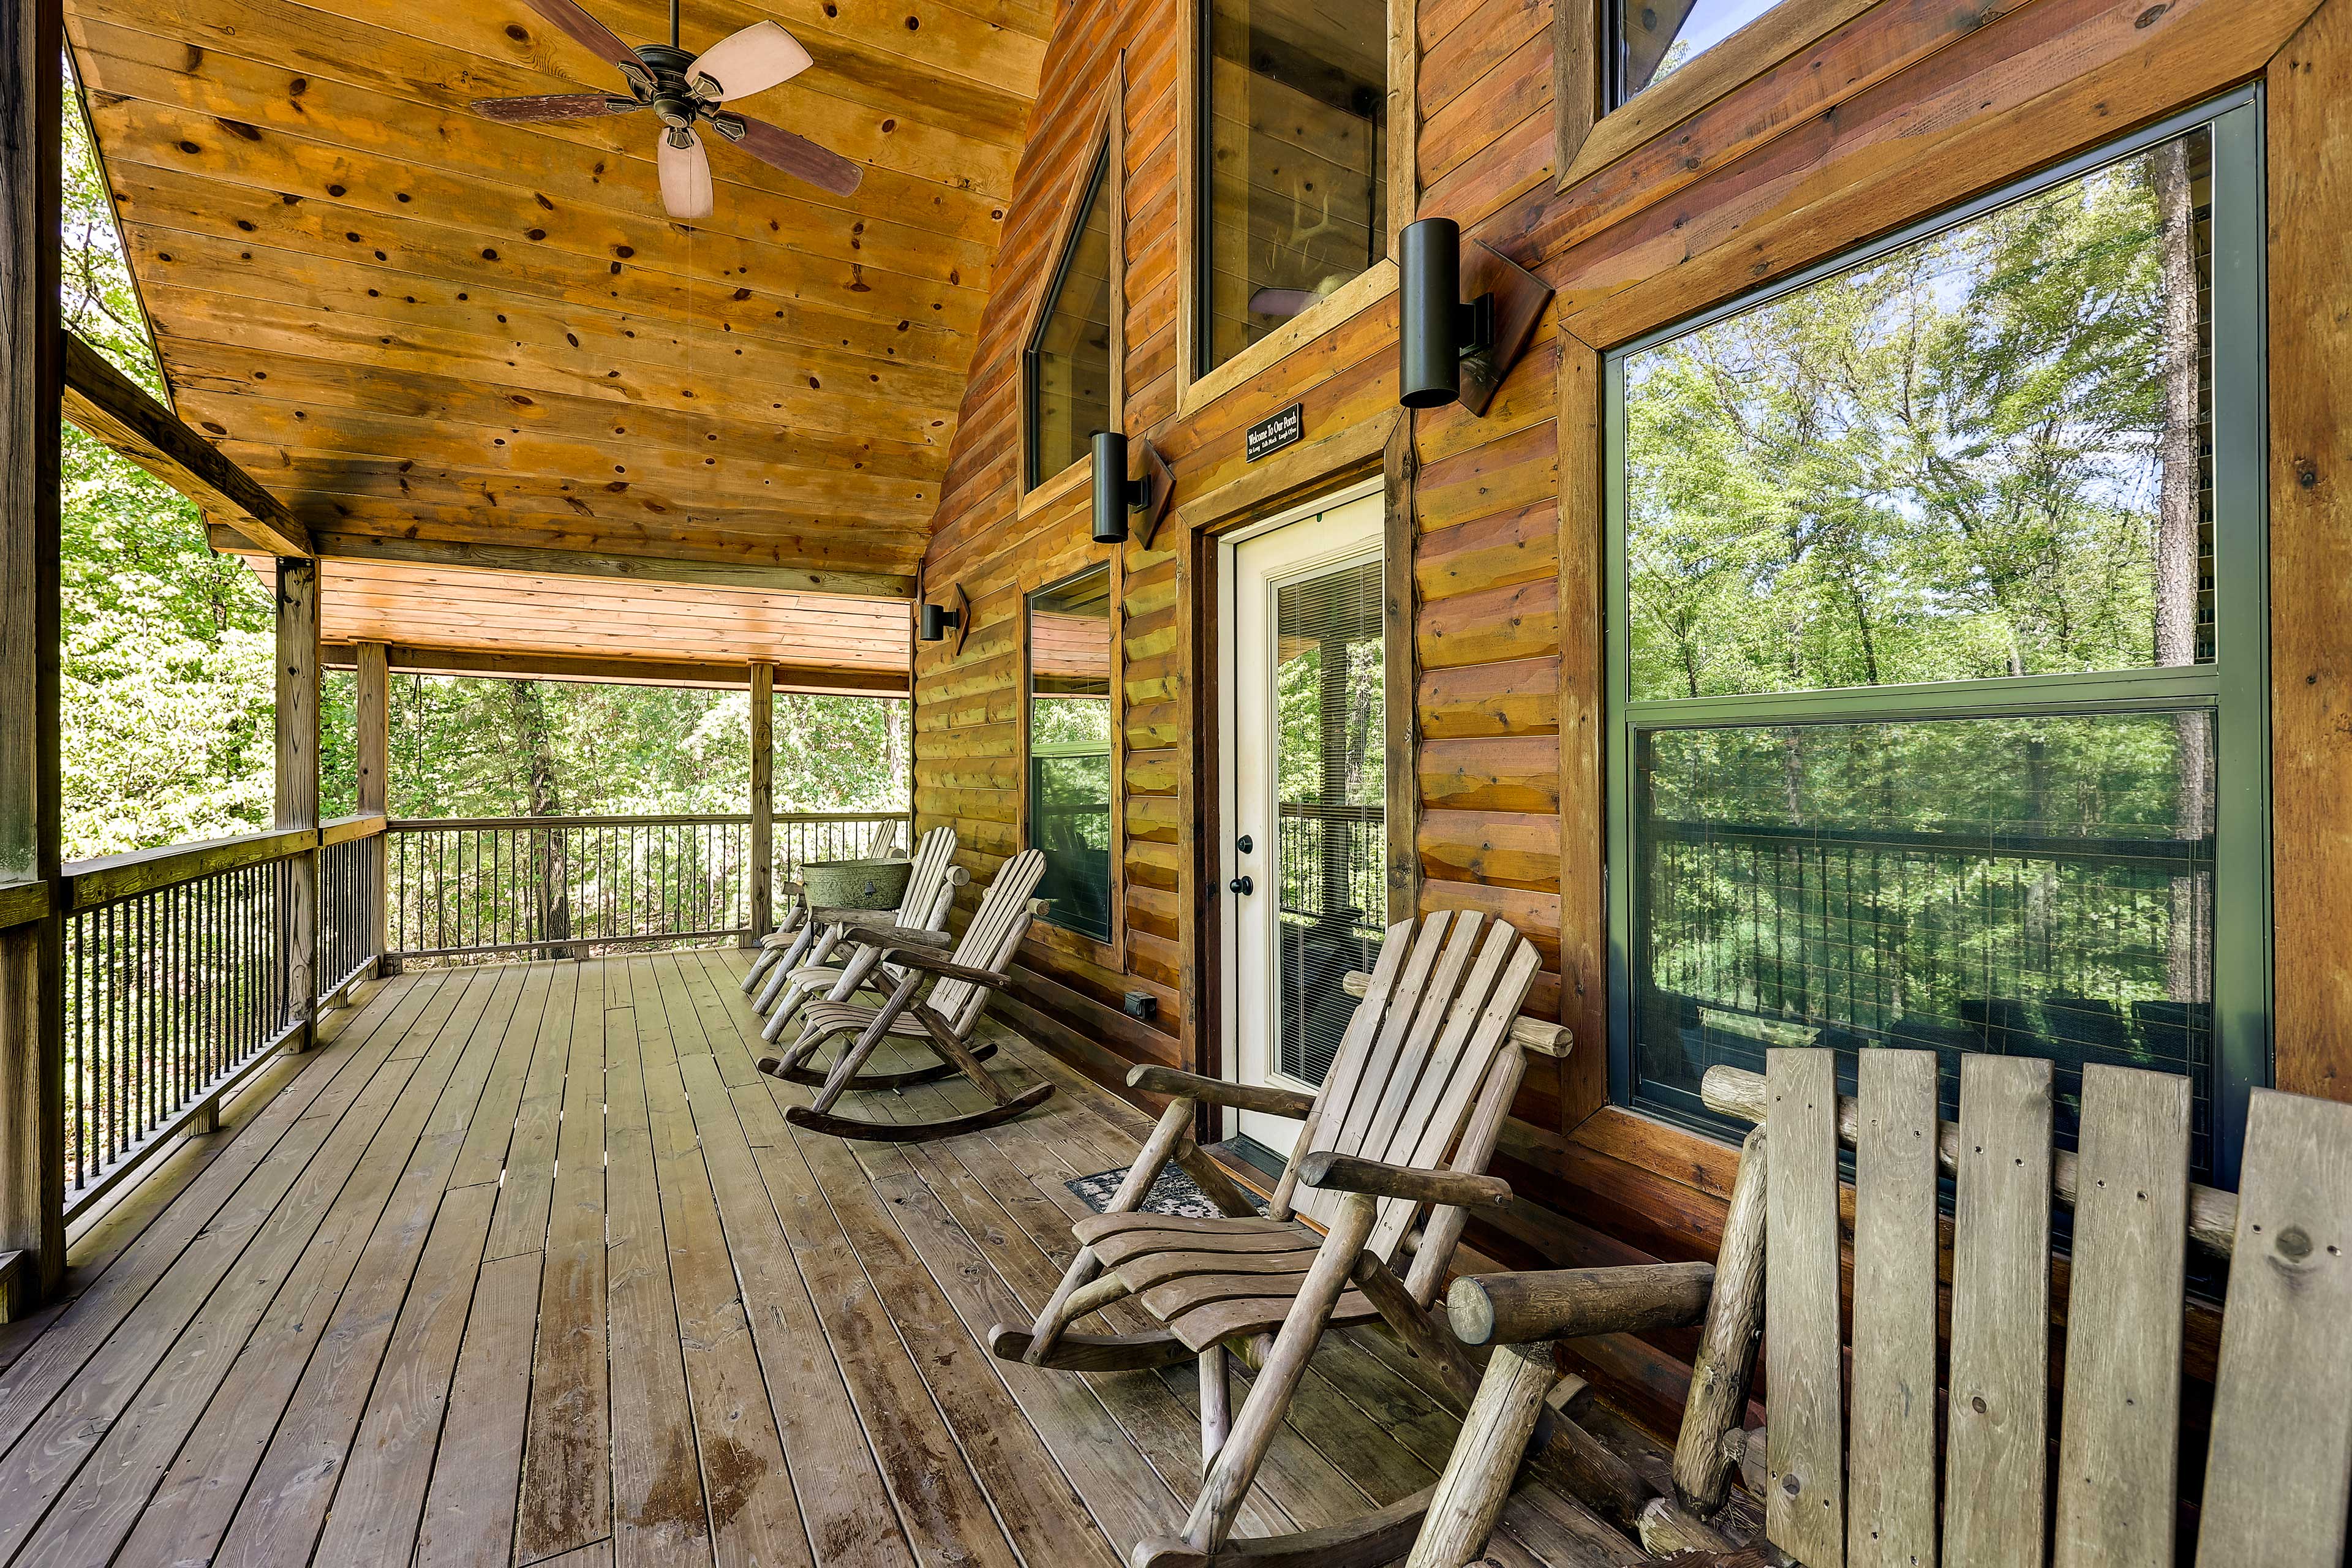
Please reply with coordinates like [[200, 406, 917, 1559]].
[[1199, 0, 1387, 374], [1610, 0, 1786, 104], [1028, 568, 1115, 941], [1025, 148, 1115, 489], [1612, 122, 2250, 1182], [1624, 131, 2214, 699]]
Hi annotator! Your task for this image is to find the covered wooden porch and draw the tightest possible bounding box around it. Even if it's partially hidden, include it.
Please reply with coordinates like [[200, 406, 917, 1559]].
[[0, 949, 1664, 1568]]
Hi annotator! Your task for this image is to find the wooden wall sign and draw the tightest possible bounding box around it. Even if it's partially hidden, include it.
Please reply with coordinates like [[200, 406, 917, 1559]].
[[1245, 403, 1305, 462]]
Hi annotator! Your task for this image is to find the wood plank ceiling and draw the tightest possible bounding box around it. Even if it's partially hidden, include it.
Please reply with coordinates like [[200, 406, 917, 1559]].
[[62, 0, 1050, 671]]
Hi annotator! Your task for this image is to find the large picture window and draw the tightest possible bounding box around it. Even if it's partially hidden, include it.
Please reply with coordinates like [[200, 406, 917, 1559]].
[[1024, 147, 1116, 491], [1196, 0, 1388, 377], [1027, 567, 1115, 943], [1605, 97, 2269, 1183]]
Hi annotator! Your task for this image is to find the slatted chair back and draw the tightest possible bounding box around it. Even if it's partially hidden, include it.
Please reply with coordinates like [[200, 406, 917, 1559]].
[[1699, 1047, 2352, 1568], [924, 848, 1049, 1033], [885, 825, 960, 933], [1270, 909, 1542, 1300], [864, 818, 904, 860]]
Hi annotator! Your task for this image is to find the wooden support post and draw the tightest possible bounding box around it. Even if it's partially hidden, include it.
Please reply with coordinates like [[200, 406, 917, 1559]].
[[355, 641, 388, 972], [748, 660, 774, 944], [1405, 1341, 1558, 1568], [276, 558, 320, 1049], [0, 0, 65, 1310], [1199, 1345, 1232, 1472]]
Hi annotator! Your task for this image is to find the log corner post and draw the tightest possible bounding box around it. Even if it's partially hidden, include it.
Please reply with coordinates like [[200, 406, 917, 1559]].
[[276, 558, 320, 1049], [747, 660, 774, 944], [355, 641, 388, 974], [0, 0, 67, 1312]]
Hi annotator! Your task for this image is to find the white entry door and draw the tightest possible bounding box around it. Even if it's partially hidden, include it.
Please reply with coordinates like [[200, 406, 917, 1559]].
[[1221, 487, 1388, 1150]]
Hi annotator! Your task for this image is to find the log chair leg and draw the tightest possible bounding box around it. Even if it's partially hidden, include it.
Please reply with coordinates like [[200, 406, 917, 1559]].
[[808, 970, 923, 1114], [1200, 1346, 1232, 1472], [914, 1005, 1012, 1106], [1404, 1341, 1559, 1568], [1673, 1125, 1768, 1517], [1018, 1096, 1197, 1366], [1172, 1193, 1378, 1554], [1353, 1253, 1484, 1412], [753, 921, 824, 1012]]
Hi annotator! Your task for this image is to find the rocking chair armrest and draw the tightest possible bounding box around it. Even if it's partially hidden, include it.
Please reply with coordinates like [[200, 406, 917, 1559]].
[[1124, 1066, 1316, 1119], [829, 918, 954, 949], [856, 942, 1009, 989], [777, 879, 806, 898], [1297, 1152, 1513, 1212], [1446, 1261, 1717, 1348]]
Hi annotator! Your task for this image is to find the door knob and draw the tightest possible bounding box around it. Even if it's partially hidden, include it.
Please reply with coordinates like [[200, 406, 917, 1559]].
[[1229, 875, 1254, 895]]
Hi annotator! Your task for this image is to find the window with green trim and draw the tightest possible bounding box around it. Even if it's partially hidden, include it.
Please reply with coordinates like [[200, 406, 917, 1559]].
[[1604, 96, 2270, 1185], [1025, 147, 1115, 491], [1028, 567, 1115, 942]]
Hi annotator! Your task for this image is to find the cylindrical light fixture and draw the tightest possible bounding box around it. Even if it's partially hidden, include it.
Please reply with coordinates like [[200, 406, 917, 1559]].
[[1400, 217, 1464, 409], [919, 600, 954, 641], [1091, 429, 1131, 544]]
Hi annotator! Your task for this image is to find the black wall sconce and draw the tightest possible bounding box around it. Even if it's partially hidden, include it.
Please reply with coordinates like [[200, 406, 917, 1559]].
[[1398, 217, 1555, 418], [917, 582, 971, 655], [1089, 431, 1174, 548]]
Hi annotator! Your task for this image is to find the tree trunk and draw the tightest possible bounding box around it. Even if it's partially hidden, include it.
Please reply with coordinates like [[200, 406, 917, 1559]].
[[2154, 140, 2211, 1003], [508, 680, 571, 957]]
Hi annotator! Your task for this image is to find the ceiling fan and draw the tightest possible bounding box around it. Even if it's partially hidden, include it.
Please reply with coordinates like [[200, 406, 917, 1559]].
[[470, 0, 862, 216]]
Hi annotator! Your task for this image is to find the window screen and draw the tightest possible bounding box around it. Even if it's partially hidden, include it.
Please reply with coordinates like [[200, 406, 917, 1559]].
[[1272, 557, 1385, 1085], [1606, 104, 2269, 1184], [1028, 568, 1115, 941]]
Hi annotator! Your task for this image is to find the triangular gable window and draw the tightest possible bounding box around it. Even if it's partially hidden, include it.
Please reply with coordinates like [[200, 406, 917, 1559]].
[[1023, 146, 1116, 491]]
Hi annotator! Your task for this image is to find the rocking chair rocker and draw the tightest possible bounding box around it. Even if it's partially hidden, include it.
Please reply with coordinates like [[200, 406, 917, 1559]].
[[750, 825, 964, 1038], [739, 816, 903, 995], [760, 846, 1054, 1142], [986, 908, 1558, 1568]]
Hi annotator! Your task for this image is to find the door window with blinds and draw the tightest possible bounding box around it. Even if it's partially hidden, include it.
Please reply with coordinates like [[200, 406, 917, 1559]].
[[1027, 567, 1115, 942], [1271, 558, 1387, 1085], [1603, 99, 2271, 1183], [1196, 0, 1388, 376]]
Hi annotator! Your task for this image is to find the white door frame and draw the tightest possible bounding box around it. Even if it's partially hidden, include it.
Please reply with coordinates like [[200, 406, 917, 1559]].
[[1215, 477, 1385, 1150]]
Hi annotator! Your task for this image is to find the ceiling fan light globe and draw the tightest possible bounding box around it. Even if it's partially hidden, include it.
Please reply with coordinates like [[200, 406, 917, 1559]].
[[658, 126, 715, 220], [688, 20, 812, 102]]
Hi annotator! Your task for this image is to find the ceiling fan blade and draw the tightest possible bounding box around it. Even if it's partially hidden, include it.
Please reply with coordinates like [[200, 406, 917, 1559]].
[[521, 0, 643, 72], [658, 127, 715, 221], [687, 20, 812, 102], [716, 113, 862, 197], [1248, 287, 1322, 318], [471, 92, 637, 124]]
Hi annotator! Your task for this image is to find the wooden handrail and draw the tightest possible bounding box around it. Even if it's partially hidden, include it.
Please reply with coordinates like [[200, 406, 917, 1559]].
[[319, 814, 388, 846], [384, 809, 902, 831], [0, 880, 47, 933], [62, 825, 317, 911]]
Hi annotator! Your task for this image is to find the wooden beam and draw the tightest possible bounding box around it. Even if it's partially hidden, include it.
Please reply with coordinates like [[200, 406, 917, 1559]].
[[208, 525, 914, 598], [355, 641, 388, 968], [748, 661, 775, 943], [0, 0, 66, 1310], [318, 642, 910, 696], [276, 558, 319, 1049], [61, 332, 310, 557]]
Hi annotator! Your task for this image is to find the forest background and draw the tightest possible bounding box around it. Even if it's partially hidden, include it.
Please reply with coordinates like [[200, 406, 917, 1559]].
[[58, 78, 908, 862]]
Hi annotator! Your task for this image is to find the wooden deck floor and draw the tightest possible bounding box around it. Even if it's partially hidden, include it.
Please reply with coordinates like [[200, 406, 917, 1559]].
[[0, 951, 1637, 1568]]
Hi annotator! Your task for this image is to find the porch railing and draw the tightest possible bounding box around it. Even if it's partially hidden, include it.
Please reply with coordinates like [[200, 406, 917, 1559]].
[[58, 815, 387, 1218], [386, 810, 908, 964]]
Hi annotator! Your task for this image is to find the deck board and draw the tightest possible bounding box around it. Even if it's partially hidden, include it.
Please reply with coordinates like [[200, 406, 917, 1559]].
[[0, 953, 1624, 1567]]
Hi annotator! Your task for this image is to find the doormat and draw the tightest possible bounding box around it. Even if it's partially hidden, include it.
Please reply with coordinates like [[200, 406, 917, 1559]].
[[1067, 1165, 1268, 1219]]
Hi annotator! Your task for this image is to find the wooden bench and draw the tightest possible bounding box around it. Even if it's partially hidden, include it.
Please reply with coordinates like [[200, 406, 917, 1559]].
[[1415, 1049, 2352, 1567]]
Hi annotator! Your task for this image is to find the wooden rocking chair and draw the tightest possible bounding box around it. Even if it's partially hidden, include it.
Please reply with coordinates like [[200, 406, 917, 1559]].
[[750, 824, 964, 1038], [759, 846, 1054, 1142], [1415, 1049, 2352, 1567], [739, 816, 904, 995], [986, 908, 1557, 1568]]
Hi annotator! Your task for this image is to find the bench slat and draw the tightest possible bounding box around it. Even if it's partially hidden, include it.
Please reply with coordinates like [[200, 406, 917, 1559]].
[[1847, 1050, 1939, 1568], [1943, 1055, 2052, 1568], [2054, 1064, 2188, 1568], [1766, 1047, 1845, 1568], [2195, 1088, 2352, 1567]]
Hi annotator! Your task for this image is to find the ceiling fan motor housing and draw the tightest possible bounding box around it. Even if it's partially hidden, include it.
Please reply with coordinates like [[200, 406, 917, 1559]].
[[632, 43, 706, 127]]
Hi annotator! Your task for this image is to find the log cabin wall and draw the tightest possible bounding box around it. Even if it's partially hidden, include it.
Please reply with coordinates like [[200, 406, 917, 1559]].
[[914, 0, 2352, 1425]]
